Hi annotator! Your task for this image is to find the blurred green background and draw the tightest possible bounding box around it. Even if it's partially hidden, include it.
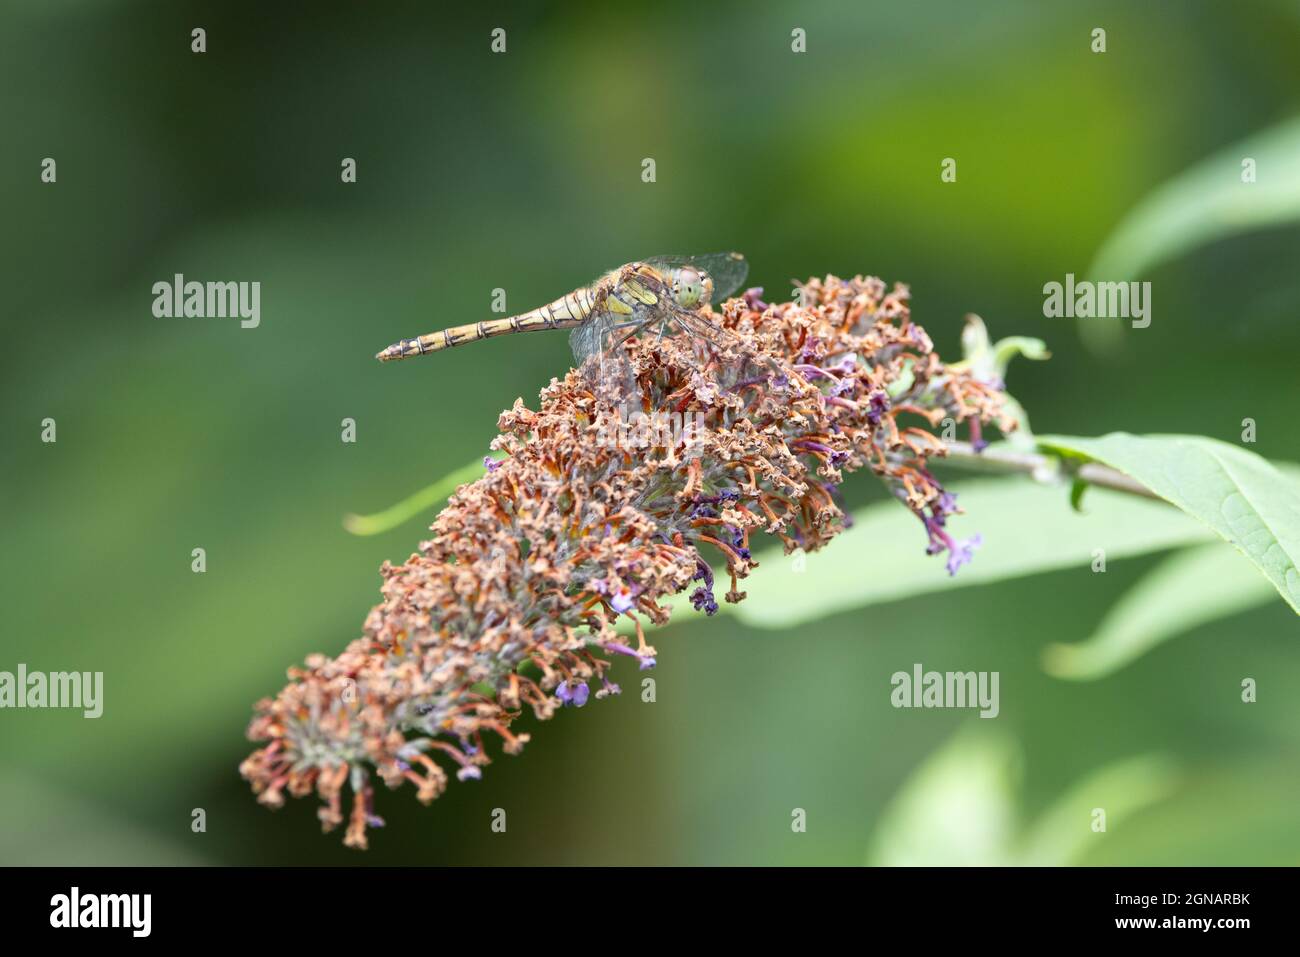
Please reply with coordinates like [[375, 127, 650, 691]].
[[2, 0, 1298, 865]]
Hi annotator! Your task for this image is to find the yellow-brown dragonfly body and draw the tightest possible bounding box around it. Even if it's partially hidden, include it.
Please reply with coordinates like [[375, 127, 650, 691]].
[[376, 253, 746, 360], [375, 281, 601, 359]]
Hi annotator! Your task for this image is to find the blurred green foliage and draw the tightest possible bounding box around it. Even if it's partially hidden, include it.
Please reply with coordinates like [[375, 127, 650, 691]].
[[2, 0, 1298, 865]]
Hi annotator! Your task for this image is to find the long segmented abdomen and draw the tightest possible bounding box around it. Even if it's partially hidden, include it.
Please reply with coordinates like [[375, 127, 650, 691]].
[[375, 285, 597, 361]]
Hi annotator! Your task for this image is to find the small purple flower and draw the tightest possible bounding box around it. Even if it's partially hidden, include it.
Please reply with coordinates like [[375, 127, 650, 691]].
[[929, 490, 960, 529], [367, 815, 386, 828], [690, 585, 719, 615], [693, 558, 715, 584], [484, 456, 501, 472], [726, 527, 752, 562], [923, 513, 982, 576], [457, 765, 483, 782], [794, 363, 835, 383], [968, 418, 988, 453], [605, 641, 657, 670], [743, 287, 769, 311], [945, 534, 982, 576], [555, 679, 590, 708], [693, 489, 738, 509], [867, 391, 890, 426], [593, 576, 636, 613], [690, 559, 718, 614]]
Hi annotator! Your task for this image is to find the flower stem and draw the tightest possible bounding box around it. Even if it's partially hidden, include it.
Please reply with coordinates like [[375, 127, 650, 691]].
[[937, 441, 1162, 501]]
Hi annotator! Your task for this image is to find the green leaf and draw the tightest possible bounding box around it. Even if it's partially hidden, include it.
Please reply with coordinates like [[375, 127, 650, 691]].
[[625, 474, 1211, 634], [866, 728, 1019, 866], [731, 476, 1213, 629], [1089, 115, 1300, 282], [1083, 114, 1300, 352], [343, 455, 500, 536], [864, 727, 1177, 866], [1043, 544, 1278, 680], [1040, 433, 1300, 614], [1016, 754, 1180, 866], [990, 335, 1050, 375]]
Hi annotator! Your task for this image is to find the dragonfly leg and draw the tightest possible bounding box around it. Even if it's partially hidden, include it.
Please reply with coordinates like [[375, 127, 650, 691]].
[[600, 319, 642, 350], [650, 313, 686, 347], [592, 322, 642, 381]]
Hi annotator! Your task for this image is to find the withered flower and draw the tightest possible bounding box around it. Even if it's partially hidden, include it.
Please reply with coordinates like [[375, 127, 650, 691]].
[[240, 274, 1013, 848]]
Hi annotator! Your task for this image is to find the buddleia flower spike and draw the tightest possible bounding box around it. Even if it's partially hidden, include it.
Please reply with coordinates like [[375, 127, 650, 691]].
[[241, 273, 1015, 848]]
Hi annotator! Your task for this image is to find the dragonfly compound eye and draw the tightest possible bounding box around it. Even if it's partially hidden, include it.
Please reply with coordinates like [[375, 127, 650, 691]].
[[674, 268, 707, 307]]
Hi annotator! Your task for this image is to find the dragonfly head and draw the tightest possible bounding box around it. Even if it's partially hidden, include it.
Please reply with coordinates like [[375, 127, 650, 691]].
[[670, 266, 713, 309]]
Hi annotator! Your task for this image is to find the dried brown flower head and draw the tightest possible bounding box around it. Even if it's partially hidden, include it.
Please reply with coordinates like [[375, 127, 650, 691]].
[[240, 274, 1013, 848]]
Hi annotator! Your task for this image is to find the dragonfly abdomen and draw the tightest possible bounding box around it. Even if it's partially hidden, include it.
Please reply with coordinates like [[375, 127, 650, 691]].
[[375, 287, 595, 361]]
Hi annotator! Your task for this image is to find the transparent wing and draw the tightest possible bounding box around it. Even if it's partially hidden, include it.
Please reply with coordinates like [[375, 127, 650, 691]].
[[568, 310, 609, 367], [644, 252, 749, 301], [569, 305, 639, 405]]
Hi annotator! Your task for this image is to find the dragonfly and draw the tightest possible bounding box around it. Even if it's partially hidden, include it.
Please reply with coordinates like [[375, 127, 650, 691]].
[[375, 252, 755, 402]]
